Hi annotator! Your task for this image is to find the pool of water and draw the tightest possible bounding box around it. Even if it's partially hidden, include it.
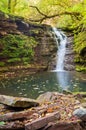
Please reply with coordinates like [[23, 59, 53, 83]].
[[0, 71, 86, 99]]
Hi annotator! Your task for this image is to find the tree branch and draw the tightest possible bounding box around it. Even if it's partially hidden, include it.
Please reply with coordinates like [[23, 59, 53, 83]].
[[29, 5, 47, 17], [29, 5, 80, 23]]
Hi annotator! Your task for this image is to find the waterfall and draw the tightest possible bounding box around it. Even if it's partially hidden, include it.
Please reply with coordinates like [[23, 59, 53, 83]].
[[53, 27, 67, 71]]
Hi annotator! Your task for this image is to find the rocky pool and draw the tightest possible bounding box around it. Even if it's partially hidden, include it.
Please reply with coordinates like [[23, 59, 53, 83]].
[[0, 71, 86, 99]]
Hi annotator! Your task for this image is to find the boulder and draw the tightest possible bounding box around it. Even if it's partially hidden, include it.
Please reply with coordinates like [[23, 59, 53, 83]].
[[73, 107, 86, 121], [0, 95, 39, 108], [37, 92, 62, 103]]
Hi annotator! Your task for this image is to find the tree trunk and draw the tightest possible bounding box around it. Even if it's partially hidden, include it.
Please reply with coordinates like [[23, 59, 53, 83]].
[[12, 0, 18, 13], [8, 0, 11, 13]]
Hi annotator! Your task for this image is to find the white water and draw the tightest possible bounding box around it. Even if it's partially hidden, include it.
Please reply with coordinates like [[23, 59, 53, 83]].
[[53, 27, 67, 71]]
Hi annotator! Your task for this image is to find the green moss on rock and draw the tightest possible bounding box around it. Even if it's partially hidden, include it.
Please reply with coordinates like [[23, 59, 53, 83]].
[[76, 65, 86, 72], [74, 31, 86, 72], [0, 34, 37, 66]]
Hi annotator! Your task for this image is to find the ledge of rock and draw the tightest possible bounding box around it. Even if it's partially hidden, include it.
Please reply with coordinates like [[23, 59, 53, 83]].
[[0, 11, 57, 76], [0, 95, 39, 108]]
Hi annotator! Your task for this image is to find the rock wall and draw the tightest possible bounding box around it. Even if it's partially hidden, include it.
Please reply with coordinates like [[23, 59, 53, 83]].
[[64, 33, 75, 71], [0, 11, 57, 73]]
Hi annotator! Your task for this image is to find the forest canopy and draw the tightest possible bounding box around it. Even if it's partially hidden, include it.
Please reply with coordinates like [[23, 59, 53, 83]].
[[0, 0, 86, 28]]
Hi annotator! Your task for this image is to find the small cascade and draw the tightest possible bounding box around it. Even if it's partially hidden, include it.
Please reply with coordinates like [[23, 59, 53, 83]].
[[53, 27, 67, 71]]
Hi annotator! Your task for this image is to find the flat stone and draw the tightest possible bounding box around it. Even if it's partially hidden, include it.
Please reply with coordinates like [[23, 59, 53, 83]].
[[42, 121, 81, 130], [73, 107, 86, 121], [25, 112, 60, 130], [0, 95, 39, 108]]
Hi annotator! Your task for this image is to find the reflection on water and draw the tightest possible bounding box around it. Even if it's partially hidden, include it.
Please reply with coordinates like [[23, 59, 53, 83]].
[[56, 71, 71, 89], [0, 71, 86, 99]]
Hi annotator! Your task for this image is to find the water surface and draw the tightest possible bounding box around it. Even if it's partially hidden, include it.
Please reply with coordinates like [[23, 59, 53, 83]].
[[0, 71, 86, 99]]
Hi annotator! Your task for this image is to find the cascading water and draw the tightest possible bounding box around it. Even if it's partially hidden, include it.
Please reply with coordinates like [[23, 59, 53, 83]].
[[53, 27, 67, 71]]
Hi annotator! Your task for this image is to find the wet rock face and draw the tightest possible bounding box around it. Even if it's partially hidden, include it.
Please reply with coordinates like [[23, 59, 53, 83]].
[[15, 20, 57, 68], [64, 35, 75, 71], [33, 27, 57, 71]]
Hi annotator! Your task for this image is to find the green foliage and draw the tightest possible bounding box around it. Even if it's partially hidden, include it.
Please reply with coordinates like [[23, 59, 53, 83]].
[[56, 15, 73, 28], [0, 62, 5, 67], [0, 121, 5, 126], [7, 58, 21, 63], [0, 0, 30, 17], [74, 31, 86, 54], [76, 65, 86, 72], [0, 34, 37, 65], [0, 0, 8, 13], [73, 31, 86, 71]]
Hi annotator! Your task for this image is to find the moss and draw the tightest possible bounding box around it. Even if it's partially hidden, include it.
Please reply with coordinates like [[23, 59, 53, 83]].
[[0, 62, 5, 67], [73, 31, 86, 72], [75, 65, 86, 72], [7, 58, 21, 63], [74, 31, 86, 56], [73, 92, 86, 95], [0, 34, 37, 66]]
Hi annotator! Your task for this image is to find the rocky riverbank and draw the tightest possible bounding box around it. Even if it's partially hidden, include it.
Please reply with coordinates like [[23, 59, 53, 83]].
[[0, 92, 86, 130]]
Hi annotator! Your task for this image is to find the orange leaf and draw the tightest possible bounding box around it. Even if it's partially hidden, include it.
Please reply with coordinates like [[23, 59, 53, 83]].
[[47, 108, 53, 113]]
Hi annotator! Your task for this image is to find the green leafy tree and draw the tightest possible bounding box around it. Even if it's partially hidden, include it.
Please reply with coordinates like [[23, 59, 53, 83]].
[[0, 0, 30, 17]]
